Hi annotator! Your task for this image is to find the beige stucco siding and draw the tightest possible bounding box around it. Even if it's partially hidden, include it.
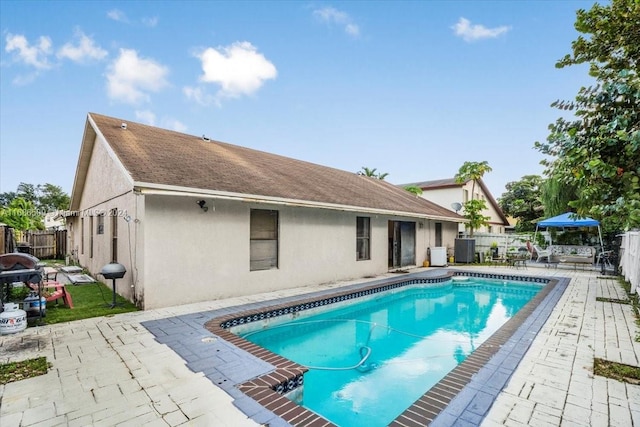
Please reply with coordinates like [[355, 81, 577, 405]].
[[420, 182, 505, 234], [141, 194, 436, 309], [68, 134, 140, 303]]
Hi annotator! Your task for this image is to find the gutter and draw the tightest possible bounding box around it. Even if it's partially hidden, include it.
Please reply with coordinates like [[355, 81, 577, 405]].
[[134, 182, 467, 223]]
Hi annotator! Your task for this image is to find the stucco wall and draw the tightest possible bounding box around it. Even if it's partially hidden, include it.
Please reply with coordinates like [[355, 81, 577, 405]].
[[141, 194, 441, 309], [68, 134, 141, 304], [420, 183, 505, 234]]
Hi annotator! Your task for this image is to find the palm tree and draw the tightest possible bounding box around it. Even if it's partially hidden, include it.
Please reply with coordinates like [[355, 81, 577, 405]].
[[359, 167, 389, 180]]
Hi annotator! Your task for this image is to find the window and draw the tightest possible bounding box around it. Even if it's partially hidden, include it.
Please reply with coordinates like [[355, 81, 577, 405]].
[[111, 208, 118, 262], [250, 209, 279, 271], [463, 189, 469, 202], [97, 213, 105, 235], [356, 217, 370, 260], [80, 218, 84, 254], [89, 216, 94, 258], [435, 222, 442, 247]]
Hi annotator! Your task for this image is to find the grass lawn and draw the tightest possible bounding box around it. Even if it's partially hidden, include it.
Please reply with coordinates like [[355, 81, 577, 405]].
[[39, 281, 139, 324], [1, 264, 138, 384], [0, 357, 50, 385]]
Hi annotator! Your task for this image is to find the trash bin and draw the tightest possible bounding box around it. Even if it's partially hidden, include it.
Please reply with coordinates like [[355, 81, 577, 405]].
[[16, 242, 32, 255]]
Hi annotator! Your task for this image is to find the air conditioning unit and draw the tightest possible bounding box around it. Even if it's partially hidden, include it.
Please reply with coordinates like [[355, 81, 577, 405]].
[[454, 238, 476, 263]]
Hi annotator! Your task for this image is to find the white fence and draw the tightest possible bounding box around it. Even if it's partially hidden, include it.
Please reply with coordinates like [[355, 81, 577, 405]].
[[461, 233, 534, 258], [619, 231, 640, 294]]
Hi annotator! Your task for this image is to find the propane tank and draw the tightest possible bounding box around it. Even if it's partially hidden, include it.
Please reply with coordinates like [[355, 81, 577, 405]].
[[0, 303, 27, 335], [24, 291, 46, 317]]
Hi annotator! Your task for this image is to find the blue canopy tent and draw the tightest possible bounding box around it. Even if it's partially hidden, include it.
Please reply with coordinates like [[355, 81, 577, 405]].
[[534, 212, 604, 250]]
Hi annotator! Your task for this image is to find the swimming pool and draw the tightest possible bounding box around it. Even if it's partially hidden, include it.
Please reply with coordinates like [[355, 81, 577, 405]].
[[161, 270, 565, 426], [236, 278, 543, 426]]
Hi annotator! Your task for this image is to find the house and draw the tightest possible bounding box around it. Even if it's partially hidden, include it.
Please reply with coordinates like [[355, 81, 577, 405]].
[[44, 211, 65, 230], [67, 113, 464, 309], [400, 178, 510, 234]]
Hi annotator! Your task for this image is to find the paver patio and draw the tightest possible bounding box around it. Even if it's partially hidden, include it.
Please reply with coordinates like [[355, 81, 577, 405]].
[[1, 265, 638, 426]]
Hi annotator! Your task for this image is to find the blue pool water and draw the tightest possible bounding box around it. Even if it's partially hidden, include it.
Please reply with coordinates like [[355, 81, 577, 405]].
[[241, 278, 543, 427]]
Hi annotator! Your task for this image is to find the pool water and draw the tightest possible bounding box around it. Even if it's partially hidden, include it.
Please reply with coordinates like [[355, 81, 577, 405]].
[[241, 279, 542, 427]]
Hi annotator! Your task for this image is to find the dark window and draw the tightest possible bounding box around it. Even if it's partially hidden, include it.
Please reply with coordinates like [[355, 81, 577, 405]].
[[97, 214, 105, 235], [435, 222, 442, 247], [80, 218, 84, 255], [250, 209, 279, 271], [357, 217, 371, 260], [89, 216, 94, 258], [111, 208, 118, 262]]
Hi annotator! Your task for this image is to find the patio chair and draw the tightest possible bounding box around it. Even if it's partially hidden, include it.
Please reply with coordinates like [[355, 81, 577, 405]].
[[596, 250, 614, 273], [532, 245, 551, 263], [29, 281, 74, 309]]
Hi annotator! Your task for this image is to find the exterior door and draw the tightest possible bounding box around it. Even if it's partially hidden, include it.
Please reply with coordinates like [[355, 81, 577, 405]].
[[388, 221, 416, 268]]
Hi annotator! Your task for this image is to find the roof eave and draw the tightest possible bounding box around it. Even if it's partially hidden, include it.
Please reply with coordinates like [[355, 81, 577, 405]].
[[134, 182, 466, 223], [69, 115, 96, 211]]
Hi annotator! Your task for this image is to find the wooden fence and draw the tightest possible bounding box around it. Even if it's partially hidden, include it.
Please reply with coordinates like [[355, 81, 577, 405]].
[[2, 229, 67, 259]]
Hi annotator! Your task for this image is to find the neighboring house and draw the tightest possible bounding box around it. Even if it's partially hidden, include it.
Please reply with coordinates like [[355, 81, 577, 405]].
[[44, 211, 65, 230], [67, 113, 464, 309], [400, 178, 510, 234]]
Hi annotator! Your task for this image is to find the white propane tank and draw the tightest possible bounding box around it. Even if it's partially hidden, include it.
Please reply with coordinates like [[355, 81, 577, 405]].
[[24, 292, 46, 317], [0, 303, 27, 335]]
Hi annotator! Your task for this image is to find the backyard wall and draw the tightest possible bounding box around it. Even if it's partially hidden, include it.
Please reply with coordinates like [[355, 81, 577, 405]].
[[140, 194, 441, 309], [68, 133, 141, 304]]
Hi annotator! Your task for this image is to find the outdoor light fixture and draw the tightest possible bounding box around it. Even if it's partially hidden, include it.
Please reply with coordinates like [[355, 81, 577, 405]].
[[197, 199, 208, 212]]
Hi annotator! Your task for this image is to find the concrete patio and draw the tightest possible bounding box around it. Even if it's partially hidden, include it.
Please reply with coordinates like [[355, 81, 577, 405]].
[[1, 265, 638, 426]]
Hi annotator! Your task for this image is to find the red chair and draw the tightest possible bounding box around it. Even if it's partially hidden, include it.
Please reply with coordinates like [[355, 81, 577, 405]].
[[35, 281, 74, 309]]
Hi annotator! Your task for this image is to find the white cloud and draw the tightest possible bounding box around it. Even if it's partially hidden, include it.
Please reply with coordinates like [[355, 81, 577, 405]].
[[57, 30, 108, 63], [183, 86, 214, 106], [107, 9, 128, 23], [106, 48, 169, 105], [163, 118, 187, 133], [142, 16, 159, 27], [452, 17, 510, 42], [5, 33, 53, 70], [313, 7, 360, 37], [135, 110, 156, 125], [194, 41, 277, 100], [11, 73, 39, 86], [135, 111, 186, 132]]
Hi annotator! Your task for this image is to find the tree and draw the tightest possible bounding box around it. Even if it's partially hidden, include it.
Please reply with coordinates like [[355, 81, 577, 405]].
[[498, 175, 544, 232], [38, 183, 70, 212], [0, 183, 70, 230], [0, 191, 16, 207], [0, 197, 43, 231], [556, 0, 640, 79], [454, 161, 492, 236], [16, 183, 38, 204], [403, 185, 423, 196], [1, 182, 70, 212], [539, 176, 578, 218], [535, 0, 640, 231], [359, 167, 389, 180]]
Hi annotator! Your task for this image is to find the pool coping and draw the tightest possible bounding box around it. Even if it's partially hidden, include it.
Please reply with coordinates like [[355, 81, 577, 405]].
[[141, 270, 568, 427]]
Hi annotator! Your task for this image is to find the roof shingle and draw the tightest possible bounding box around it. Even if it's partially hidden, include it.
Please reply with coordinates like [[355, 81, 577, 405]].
[[88, 113, 461, 220]]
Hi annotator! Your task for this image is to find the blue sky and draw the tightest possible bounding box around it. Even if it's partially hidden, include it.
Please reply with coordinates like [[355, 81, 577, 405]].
[[1, 1, 596, 200]]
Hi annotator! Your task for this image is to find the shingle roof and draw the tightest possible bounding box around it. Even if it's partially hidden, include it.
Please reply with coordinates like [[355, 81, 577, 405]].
[[400, 178, 460, 189], [84, 113, 462, 220]]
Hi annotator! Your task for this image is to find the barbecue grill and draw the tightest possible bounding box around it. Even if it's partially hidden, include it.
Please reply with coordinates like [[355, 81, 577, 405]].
[[0, 253, 44, 316], [99, 262, 126, 308]]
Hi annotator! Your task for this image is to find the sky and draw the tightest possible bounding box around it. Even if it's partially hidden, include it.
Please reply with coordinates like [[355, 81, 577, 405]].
[[0, 0, 597, 201]]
